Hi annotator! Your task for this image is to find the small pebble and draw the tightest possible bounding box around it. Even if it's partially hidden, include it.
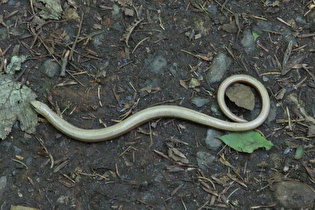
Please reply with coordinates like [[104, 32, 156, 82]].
[[206, 52, 232, 83], [196, 151, 215, 170], [124, 8, 134, 16], [145, 55, 167, 74], [241, 29, 255, 54], [191, 97, 210, 108], [111, 4, 120, 17], [274, 180, 315, 208], [266, 101, 277, 125], [0, 176, 7, 195], [0, 28, 8, 40], [40, 59, 60, 78], [204, 129, 223, 150], [92, 34, 105, 48]]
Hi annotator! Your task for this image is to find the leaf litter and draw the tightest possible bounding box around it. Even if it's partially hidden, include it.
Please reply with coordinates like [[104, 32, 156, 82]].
[[218, 130, 273, 153], [33, 0, 63, 20], [0, 54, 38, 140], [226, 83, 255, 110], [0, 74, 38, 140]]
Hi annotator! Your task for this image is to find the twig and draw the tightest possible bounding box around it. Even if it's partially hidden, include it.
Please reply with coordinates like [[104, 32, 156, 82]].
[[98, 85, 102, 107], [121, 18, 143, 47], [293, 76, 307, 89], [214, 0, 234, 14], [118, 146, 137, 157], [132, 37, 149, 54], [29, 0, 35, 15], [29, 29, 60, 66], [157, 10, 165, 30], [181, 49, 212, 61], [297, 33, 315, 38], [149, 123, 153, 147], [69, 11, 84, 60], [78, 30, 104, 45], [276, 118, 305, 123], [286, 107, 292, 130], [118, 60, 133, 69], [302, 64, 315, 82], [36, 137, 55, 168], [12, 158, 28, 169], [60, 50, 70, 76], [64, 69, 85, 87], [277, 17, 291, 27]]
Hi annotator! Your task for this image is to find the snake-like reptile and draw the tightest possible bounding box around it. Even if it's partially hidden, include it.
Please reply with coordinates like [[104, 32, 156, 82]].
[[31, 74, 270, 143]]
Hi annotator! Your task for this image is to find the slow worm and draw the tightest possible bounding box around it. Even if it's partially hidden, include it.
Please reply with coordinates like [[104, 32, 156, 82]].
[[31, 74, 270, 143]]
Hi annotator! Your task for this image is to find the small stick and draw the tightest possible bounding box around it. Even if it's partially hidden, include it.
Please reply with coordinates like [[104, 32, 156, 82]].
[[286, 107, 292, 130], [297, 33, 315, 38], [12, 158, 28, 169], [69, 12, 84, 60], [302, 64, 315, 82], [29, 0, 36, 15], [149, 123, 153, 147], [36, 137, 54, 168], [277, 17, 291, 27], [132, 37, 149, 54], [98, 85, 102, 107], [293, 76, 307, 89], [121, 18, 143, 47], [60, 50, 70, 76]]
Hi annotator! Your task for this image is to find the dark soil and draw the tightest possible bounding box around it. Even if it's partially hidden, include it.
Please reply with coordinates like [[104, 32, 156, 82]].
[[1, 0, 315, 209]]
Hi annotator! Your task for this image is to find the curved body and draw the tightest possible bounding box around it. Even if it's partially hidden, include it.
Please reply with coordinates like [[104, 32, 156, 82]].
[[31, 75, 270, 142]]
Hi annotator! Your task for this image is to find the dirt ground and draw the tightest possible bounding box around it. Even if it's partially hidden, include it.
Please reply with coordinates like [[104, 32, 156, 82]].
[[1, 0, 315, 209]]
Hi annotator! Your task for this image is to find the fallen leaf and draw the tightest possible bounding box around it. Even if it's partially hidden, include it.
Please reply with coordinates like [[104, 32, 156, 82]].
[[35, 0, 63, 20], [218, 130, 273, 153], [0, 74, 37, 140], [294, 146, 304, 160], [179, 79, 188, 89], [168, 148, 189, 164], [188, 78, 200, 88], [5, 55, 27, 74], [64, 8, 80, 21], [226, 83, 255, 110]]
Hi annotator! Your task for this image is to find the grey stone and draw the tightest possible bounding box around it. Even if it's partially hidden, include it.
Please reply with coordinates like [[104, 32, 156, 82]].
[[282, 28, 297, 44], [196, 151, 215, 170], [146, 55, 167, 74], [0, 28, 8, 40], [266, 101, 277, 125], [241, 30, 256, 54], [168, 63, 178, 75], [295, 16, 307, 25], [206, 52, 232, 83], [0, 176, 7, 198], [111, 4, 120, 17], [92, 34, 105, 48], [204, 129, 223, 150], [210, 103, 221, 116], [191, 97, 210, 108], [257, 20, 272, 31], [40, 59, 60, 78], [12, 145, 22, 154], [274, 180, 315, 208]]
